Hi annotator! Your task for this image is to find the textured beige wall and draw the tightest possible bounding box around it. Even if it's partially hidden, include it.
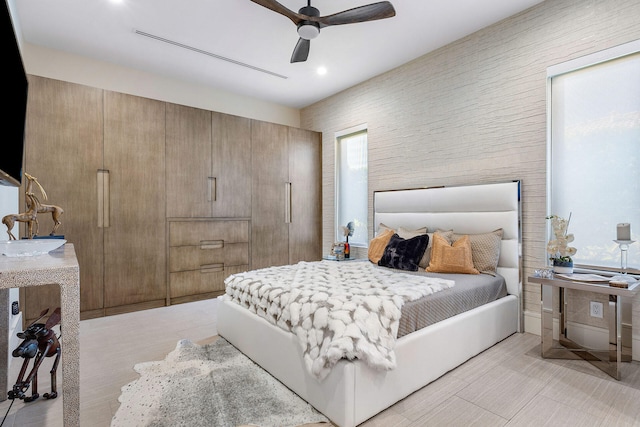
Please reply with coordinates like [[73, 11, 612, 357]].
[[300, 0, 640, 337]]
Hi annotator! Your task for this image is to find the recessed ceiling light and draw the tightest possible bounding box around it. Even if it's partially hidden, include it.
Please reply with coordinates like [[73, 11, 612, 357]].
[[110, 0, 124, 4], [317, 66, 327, 76]]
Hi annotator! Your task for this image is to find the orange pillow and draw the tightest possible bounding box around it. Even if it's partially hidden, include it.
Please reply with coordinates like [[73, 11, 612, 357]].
[[368, 228, 395, 263], [426, 234, 479, 274]]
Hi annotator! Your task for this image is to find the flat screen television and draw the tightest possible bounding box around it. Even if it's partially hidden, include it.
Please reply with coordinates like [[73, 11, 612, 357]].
[[0, 0, 28, 187]]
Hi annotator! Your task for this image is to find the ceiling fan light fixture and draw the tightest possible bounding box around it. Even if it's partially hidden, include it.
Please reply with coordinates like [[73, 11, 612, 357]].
[[250, 0, 397, 63], [297, 22, 320, 40]]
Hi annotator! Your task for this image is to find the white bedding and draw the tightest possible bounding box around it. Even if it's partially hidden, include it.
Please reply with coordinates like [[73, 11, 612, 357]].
[[224, 260, 454, 379], [218, 181, 522, 427]]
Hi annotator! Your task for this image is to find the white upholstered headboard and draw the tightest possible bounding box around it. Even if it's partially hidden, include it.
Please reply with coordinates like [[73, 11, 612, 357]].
[[373, 181, 522, 301]]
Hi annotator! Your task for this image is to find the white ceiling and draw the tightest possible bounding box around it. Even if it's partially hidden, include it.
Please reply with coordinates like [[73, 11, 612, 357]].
[[14, 0, 544, 109]]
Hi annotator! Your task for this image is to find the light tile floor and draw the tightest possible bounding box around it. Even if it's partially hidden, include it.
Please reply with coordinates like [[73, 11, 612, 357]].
[[1, 299, 640, 426]]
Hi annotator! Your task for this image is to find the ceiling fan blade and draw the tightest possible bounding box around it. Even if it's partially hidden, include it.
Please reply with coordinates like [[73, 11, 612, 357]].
[[249, 0, 304, 25], [317, 1, 396, 28], [291, 38, 310, 63]]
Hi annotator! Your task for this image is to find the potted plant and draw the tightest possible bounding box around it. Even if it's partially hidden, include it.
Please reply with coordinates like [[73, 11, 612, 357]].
[[546, 214, 577, 273]]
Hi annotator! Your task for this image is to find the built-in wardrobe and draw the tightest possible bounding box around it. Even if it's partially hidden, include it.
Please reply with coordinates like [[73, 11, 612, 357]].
[[20, 75, 321, 322]]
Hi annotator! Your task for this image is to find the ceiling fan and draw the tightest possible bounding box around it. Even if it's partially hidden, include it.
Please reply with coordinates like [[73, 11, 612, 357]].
[[250, 0, 396, 63]]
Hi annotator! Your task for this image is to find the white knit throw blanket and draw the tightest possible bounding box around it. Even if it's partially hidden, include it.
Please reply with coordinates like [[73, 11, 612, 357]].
[[224, 260, 454, 380]]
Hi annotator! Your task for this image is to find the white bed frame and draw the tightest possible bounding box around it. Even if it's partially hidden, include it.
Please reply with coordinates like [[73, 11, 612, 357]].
[[217, 181, 522, 427]]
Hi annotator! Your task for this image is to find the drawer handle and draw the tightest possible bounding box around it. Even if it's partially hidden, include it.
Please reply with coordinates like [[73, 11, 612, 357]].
[[201, 263, 224, 273], [200, 240, 224, 250]]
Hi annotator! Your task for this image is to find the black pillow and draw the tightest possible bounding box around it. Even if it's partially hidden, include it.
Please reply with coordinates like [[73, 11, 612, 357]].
[[378, 233, 429, 272]]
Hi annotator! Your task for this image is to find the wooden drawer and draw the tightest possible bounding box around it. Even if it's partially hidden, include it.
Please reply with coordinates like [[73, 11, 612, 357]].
[[170, 264, 248, 298], [169, 220, 249, 246], [169, 242, 248, 272]]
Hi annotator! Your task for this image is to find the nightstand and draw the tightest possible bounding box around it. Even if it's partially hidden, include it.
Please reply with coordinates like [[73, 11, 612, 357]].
[[529, 274, 639, 380]]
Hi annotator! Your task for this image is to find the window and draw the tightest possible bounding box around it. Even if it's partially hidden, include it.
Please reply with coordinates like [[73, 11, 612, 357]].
[[548, 41, 640, 271], [336, 125, 368, 247]]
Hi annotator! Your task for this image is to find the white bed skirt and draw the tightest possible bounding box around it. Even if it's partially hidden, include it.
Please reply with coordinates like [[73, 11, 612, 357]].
[[217, 294, 519, 427]]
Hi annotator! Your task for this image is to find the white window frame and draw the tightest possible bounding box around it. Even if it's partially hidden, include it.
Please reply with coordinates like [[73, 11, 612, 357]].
[[335, 124, 368, 247], [547, 39, 640, 273]]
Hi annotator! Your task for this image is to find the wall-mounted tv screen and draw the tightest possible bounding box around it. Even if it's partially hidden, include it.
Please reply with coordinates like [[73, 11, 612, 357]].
[[0, 0, 28, 187]]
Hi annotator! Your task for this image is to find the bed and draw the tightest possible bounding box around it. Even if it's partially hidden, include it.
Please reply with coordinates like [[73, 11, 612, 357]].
[[217, 181, 522, 427]]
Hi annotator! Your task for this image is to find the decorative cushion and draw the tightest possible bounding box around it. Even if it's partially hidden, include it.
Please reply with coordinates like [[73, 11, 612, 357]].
[[452, 229, 503, 275], [434, 229, 455, 243], [377, 224, 430, 265], [419, 230, 454, 269], [368, 228, 395, 264], [397, 226, 428, 239], [376, 223, 394, 236], [377, 223, 427, 238], [378, 233, 429, 272], [427, 234, 479, 274]]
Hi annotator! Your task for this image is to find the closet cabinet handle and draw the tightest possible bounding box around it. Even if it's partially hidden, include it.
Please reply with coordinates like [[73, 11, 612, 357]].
[[208, 177, 217, 202], [284, 182, 292, 224], [97, 169, 110, 228]]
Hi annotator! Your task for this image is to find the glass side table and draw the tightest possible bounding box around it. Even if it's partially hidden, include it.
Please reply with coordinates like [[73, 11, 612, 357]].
[[529, 275, 639, 380]]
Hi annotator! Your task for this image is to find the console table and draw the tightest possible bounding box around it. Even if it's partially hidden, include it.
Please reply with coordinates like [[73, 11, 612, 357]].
[[0, 244, 80, 426], [529, 274, 639, 380]]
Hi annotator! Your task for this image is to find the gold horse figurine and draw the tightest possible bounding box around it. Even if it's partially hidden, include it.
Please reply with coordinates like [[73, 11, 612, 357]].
[[2, 193, 39, 240], [24, 173, 64, 236]]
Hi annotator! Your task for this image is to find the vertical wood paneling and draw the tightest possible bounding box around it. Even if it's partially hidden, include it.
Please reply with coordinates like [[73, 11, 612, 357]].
[[22, 76, 104, 319], [288, 127, 322, 264], [103, 91, 166, 307], [211, 112, 252, 218], [165, 103, 212, 218], [251, 120, 289, 269], [300, 0, 640, 332]]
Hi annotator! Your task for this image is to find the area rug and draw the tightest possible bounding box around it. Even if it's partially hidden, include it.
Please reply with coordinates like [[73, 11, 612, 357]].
[[111, 338, 330, 427]]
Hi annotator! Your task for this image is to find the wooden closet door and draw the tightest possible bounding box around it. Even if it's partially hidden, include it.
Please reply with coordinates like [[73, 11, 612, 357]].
[[288, 127, 322, 264], [103, 91, 166, 311], [21, 76, 104, 321], [251, 120, 289, 269], [211, 112, 251, 218], [165, 103, 212, 218]]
